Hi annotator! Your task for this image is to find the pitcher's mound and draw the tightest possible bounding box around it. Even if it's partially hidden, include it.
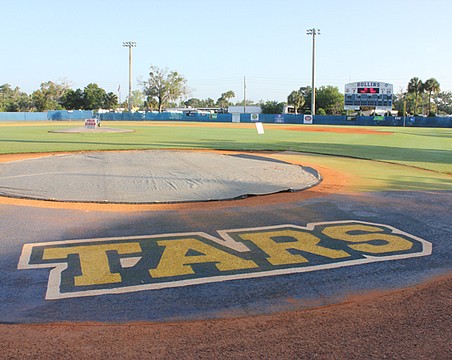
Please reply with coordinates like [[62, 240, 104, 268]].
[[0, 150, 321, 203], [49, 127, 134, 133]]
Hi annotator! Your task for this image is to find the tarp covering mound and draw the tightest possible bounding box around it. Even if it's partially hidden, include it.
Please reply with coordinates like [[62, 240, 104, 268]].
[[48, 127, 134, 133], [0, 150, 321, 203]]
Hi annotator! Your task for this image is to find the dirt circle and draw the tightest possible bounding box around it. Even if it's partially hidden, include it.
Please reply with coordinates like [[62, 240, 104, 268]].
[[0, 150, 321, 203], [48, 127, 134, 133], [0, 151, 348, 212]]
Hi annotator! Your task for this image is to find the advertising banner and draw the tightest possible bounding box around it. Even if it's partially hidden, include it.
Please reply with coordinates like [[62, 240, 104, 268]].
[[275, 114, 284, 123], [303, 115, 313, 124], [250, 114, 259, 122]]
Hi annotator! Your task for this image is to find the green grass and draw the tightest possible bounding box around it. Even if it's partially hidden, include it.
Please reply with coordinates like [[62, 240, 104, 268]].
[[0, 121, 451, 193], [1, 121, 450, 172], [292, 153, 452, 192]]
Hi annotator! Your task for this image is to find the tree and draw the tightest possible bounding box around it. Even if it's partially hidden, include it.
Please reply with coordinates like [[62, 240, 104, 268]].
[[287, 89, 305, 114], [393, 89, 408, 116], [141, 65, 188, 112], [0, 84, 30, 111], [104, 92, 119, 110], [407, 77, 423, 115], [423, 78, 440, 116], [30, 90, 48, 112], [288, 86, 344, 114], [183, 97, 217, 108], [31, 80, 70, 111], [434, 91, 452, 115], [204, 98, 216, 107], [314, 86, 343, 115], [236, 99, 257, 106], [61, 89, 84, 110], [144, 96, 159, 111], [300, 86, 312, 113], [129, 90, 144, 110], [184, 98, 203, 108], [83, 83, 107, 110], [217, 90, 235, 108], [182, 98, 216, 108], [260, 100, 285, 114]]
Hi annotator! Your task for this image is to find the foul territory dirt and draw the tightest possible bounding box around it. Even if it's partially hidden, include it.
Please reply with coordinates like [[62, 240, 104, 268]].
[[0, 275, 450, 359]]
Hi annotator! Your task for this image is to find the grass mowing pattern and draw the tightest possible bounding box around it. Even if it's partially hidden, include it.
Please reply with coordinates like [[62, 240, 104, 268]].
[[0, 122, 451, 175]]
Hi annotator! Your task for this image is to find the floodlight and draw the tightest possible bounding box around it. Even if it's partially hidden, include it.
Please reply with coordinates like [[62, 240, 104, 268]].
[[306, 29, 321, 115], [123, 41, 137, 112]]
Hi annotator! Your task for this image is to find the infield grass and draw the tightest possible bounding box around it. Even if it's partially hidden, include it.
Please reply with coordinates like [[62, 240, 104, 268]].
[[0, 121, 451, 192]]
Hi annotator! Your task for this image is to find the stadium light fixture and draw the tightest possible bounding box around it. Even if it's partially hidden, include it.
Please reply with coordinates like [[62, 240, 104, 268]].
[[306, 29, 320, 116], [122, 41, 136, 112]]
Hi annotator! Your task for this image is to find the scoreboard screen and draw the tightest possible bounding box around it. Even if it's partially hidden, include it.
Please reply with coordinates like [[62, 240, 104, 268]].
[[344, 81, 393, 111], [357, 87, 379, 94]]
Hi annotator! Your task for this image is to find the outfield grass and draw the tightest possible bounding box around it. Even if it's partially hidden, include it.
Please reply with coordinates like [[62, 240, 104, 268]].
[[283, 153, 452, 192], [1, 121, 450, 173], [0, 119, 451, 195]]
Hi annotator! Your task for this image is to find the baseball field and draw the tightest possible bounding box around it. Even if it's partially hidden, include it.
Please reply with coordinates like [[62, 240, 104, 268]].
[[1, 121, 451, 184], [0, 121, 451, 359]]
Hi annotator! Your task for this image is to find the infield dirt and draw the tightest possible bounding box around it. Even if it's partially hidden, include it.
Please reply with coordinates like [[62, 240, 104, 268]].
[[0, 148, 450, 359]]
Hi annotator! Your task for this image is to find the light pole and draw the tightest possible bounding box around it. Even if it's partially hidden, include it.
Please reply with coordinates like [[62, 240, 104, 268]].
[[306, 28, 320, 116], [122, 41, 136, 112], [243, 76, 246, 114]]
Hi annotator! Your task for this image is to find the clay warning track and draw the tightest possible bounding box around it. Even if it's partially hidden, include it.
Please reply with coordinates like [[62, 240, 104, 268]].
[[281, 126, 393, 135]]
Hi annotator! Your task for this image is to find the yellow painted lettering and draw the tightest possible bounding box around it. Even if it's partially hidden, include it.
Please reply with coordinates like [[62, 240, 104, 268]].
[[322, 224, 413, 254], [150, 238, 258, 278], [43, 242, 142, 286], [238, 229, 350, 266]]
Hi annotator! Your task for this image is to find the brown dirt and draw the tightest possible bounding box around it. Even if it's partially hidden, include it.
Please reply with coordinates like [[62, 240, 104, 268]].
[[282, 126, 393, 135], [0, 274, 450, 360]]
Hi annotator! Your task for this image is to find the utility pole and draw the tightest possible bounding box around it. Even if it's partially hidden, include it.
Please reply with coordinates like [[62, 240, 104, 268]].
[[243, 76, 247, 114], [306, 29, 320, 116], [122, 41, 136, 112]]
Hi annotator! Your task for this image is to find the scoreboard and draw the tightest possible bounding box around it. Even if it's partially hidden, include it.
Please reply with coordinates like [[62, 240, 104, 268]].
[[344, 81, 393, 111]]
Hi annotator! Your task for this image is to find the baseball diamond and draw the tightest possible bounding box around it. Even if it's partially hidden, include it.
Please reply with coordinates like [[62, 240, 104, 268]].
[[2, 1, 452, 357], [0, 121, 450, 359]]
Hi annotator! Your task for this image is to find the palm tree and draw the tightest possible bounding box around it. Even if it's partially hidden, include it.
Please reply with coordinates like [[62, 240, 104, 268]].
[[104, 92, 118, 110], [288, 89, 306, 114], [423, 78, 440, 116], [217, 90, 235, 109], [407, 77, 423, 115]]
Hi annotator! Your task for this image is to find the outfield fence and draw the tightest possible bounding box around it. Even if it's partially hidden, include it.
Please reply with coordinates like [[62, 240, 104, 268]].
[[98, 112, 452, 127], [0, 110, 93, 121], [0, 112, 49, 121], [0, 111, 451, 127]]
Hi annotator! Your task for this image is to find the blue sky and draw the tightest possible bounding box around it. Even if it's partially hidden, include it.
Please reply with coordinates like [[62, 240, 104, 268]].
[[2, 0, 451, 103]]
